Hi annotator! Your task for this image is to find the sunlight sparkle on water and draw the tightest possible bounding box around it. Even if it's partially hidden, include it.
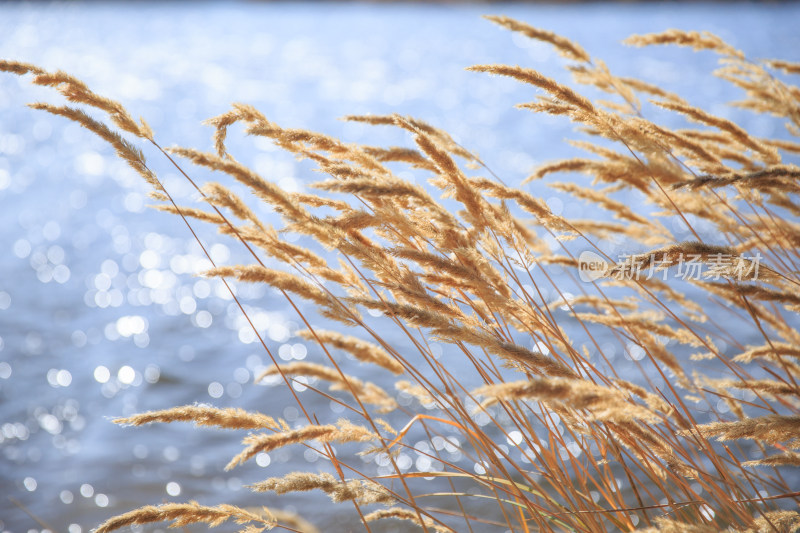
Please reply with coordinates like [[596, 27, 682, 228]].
[[117, 365, 136, 385], [93, 365, 110, 383]]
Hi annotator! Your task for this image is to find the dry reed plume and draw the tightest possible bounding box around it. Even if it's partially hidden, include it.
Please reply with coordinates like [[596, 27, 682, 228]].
[[4, 14, 800, 533]]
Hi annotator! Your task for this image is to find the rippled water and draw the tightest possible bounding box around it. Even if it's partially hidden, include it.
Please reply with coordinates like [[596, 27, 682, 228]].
[[1, 2, 799, 532]]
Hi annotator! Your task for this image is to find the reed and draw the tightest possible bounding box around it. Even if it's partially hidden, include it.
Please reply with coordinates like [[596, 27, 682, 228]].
[[4, 15, 800, 532]]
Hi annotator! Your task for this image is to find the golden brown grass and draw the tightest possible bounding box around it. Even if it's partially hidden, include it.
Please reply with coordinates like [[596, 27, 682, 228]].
[[4, 15, 800, 533]]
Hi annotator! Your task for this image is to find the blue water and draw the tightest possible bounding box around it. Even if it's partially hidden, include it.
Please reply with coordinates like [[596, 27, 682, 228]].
[[1, 2, 799, 532]]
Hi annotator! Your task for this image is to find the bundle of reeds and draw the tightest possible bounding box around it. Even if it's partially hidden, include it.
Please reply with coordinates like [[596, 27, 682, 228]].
[[3, 15, 800, 533]]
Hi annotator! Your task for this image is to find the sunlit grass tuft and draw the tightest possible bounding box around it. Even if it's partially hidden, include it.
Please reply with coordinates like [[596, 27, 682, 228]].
[[4, 15, 800, 533]]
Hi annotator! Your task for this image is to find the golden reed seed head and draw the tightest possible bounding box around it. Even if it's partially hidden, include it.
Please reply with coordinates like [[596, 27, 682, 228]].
[[93, 502, 273, 533], [5, 15, 800, 533], [483, 15, 591, 63], [114, 405, 279, 430]]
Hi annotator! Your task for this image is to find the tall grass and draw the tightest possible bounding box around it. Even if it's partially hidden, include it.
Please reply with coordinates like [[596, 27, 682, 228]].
[[4, 15, 800, 532]]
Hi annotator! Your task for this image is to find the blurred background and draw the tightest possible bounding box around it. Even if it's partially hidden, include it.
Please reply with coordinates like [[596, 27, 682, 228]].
[[1, 2, 799, 532]]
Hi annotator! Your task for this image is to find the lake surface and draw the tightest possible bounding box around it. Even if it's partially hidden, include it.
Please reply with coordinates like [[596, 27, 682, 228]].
[[1, 2, 799, 532]]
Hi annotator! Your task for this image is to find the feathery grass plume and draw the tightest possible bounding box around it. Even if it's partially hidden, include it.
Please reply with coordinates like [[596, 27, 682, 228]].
[[343, 113, 476, 161], [743, 452, 800, 468], [393, 116, 490, 231], [732, 342, 800, 364], [613, 379, 674, 415], [202, 182, 267, 228], [227, 425, 338, 471], [93, 501, 274, 533], [394, 380, 440, 408], [603, 274, 705, 317], [352, 297, 578, 378], [702, 282, 800, 309], [0, 59, 46, 76], [203, 102, 271, 158], [231, 114, 392, 176], [7, 13, 800, 533], [470, 176, 575, 233], [361, 145, 438, 171], [624, 116, 726, 171], [484, 15, 590, 63], [167, 147, 311, 221], [250, 472, 394, 505], [205, 264, 356, 321], [311, 175, 427, 201], [747, 511, 800, 533], [618, 75, 689, 106], [256, 362, 397, 413], [24, 68, 153, 139], [295, 329, 404, 375], [572, 310, 681, 344], [672, 165, 800, 191], [468, 64, 594, 113], [27, 103, 162, 191], [698, 282, 800, 339], [623, 29, 744, 59], [767, 59, 800, 76], [225, 225, 350, 286], [114, 405, 279, 430], [688, 415, 800, 447], [364, 507, 455, 533], [606, 242, 752, 279], [155, 203, 227, 225], [705, 377, 800, 402], [652, 100, 781, 163], [549, 181, 654, 226], [526, 157, 598, 182], [676, 129, 763, 168], [568, 59, 642, 113], [473, 378, 660, 423], [251, 508, 319, 533], [389, 246, 476, 281], [226, 420, 377, 470], [636, 517, 719, 533]]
